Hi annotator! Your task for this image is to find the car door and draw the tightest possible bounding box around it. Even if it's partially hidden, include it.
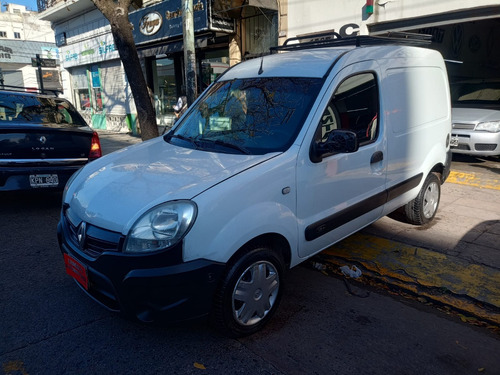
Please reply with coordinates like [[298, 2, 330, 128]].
[[296, 62, 387, 258]]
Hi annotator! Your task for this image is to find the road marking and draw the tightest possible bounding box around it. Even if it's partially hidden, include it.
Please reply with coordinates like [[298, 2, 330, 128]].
[[447, 170, 500, 190]]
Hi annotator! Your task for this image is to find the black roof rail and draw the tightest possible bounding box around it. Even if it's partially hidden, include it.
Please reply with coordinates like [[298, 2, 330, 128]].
[[0, 84, 62, 97], [270, 31, 432, 53]]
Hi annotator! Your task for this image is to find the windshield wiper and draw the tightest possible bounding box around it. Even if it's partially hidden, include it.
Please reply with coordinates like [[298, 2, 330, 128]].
[[213, 139, 251, 155], [202, 139, 251, 155], [166, 134, 200, 149]]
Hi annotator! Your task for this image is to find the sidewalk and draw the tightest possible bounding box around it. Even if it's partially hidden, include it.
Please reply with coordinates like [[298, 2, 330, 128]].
[[96, 131, 500, 326], [316, 175, 500, 326]]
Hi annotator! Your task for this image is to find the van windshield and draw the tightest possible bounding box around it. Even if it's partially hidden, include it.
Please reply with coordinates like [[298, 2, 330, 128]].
[[166, 77, 322, 155]]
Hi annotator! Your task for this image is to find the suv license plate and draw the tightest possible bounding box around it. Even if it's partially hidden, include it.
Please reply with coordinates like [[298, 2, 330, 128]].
[[64, 254, 89, 290], [450, 136, 459, 147], [29, 174, 59, 188]]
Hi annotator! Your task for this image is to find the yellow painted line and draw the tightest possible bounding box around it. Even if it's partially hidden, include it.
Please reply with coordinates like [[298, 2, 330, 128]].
[[447, 170, 500, 190], [318, 232, 500, 325]]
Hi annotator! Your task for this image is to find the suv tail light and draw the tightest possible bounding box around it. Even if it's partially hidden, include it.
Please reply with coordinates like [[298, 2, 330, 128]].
[[89, 131, 102, 159]]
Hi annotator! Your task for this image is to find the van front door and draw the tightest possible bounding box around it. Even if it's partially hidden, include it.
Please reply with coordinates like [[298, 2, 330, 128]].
[[297, 65, 387, 258]]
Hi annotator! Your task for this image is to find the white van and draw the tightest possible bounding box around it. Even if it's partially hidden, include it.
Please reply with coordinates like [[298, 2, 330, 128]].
[[58, 36, 452, 337]]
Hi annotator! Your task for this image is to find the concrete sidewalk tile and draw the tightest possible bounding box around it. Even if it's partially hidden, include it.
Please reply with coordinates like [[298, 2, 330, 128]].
[[318, 232, 500, 325]]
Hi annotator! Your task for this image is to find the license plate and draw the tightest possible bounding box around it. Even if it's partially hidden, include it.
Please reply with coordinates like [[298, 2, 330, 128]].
[[29, 174, 59, 188], [450, 136, 459, 147], [64, 254, 89, 290]]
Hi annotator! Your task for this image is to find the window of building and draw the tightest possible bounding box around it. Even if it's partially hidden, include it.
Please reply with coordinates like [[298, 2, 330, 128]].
[[14, 32, 21, 39], [71, 67, 90, 111], [0, 31, 6, 38], [154, 57, 176, 116]]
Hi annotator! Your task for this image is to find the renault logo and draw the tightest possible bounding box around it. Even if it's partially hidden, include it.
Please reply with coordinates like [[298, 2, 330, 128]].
[[39, 136, 47, 144], [77, 222, 87, 250]]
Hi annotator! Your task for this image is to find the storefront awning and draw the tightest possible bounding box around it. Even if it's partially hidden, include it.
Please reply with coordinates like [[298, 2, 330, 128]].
[[213, 0, 277, 18], [137, 36, 209, 58]]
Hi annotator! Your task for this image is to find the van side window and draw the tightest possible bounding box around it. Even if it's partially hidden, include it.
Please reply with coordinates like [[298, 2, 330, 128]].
[[317, 73, 379, 146]]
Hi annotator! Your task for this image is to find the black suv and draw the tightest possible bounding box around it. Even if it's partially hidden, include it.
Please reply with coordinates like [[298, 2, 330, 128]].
[[0, 86, 102, 191]]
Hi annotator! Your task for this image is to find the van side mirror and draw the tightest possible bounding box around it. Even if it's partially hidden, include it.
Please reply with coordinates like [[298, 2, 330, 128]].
[[310, 129, 359, 163]]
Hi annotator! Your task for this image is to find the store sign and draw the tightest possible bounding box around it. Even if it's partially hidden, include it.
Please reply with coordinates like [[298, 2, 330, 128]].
[[60, 33, 119, 68], [0, 45, 13, 59], [129, 0, 209, 45], [139, 12, 163, 36]]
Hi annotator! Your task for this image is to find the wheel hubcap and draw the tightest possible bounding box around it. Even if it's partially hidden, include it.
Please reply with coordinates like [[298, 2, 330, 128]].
[[232, 261, 279, 326], [423, 181, 439, 219]]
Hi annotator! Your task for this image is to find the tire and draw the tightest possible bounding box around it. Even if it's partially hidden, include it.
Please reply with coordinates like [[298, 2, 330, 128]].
[[211, 245, 284, 338], [402, 172, 441, 225]]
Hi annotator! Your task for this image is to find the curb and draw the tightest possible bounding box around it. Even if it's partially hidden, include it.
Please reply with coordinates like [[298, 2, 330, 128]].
[[314, 232, 500, 326]]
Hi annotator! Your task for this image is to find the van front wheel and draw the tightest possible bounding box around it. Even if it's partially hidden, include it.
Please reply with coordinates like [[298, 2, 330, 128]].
[[403, 172, 441, 225], [212, 246, 284, 338]]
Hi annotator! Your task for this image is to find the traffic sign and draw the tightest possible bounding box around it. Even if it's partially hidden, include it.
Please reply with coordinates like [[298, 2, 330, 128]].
[[31, 57, 57, 68]]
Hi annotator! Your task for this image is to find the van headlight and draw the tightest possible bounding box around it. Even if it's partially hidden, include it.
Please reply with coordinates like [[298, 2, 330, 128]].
[[476, 121, 500, 133], [124, 200, 197, 253]]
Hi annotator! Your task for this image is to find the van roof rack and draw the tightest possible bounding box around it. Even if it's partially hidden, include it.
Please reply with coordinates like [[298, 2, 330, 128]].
[[0, 84, 62, 96], [270, 31, 432, 53]]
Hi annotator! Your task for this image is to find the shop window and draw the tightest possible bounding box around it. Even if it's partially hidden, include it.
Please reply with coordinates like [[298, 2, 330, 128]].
[[155, 57, 176, 115], [200, 50, 230, 91], [75, 89, 91, 110]]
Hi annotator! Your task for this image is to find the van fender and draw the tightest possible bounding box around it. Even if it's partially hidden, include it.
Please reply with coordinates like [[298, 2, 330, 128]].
[[183, 201, 299, 265]]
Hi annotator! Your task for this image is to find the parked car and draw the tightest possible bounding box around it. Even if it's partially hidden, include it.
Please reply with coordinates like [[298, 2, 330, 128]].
[[450, 80, 500, 157], [0, 86, 102, 191], [58, 36, 451, 337]]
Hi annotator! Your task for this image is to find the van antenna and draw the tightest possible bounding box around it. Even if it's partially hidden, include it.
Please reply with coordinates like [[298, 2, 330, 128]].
[[258, 54, 264, 75]]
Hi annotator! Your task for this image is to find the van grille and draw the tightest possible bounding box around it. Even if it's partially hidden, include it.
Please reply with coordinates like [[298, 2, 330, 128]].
[[64, 211, 123, 257]]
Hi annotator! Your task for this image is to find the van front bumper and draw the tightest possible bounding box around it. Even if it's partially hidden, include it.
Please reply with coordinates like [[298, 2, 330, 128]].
[[57, 217, 225, 323]]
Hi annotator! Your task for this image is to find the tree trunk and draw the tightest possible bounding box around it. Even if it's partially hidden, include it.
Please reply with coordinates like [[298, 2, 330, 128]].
[[92, 0, 159, 141]]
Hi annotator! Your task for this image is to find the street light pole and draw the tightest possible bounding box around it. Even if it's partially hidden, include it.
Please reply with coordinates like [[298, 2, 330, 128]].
[[182, 0, 197, 106]]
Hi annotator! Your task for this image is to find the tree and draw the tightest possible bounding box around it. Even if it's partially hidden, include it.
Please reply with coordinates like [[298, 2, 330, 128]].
[[92, 0, 158, 141]]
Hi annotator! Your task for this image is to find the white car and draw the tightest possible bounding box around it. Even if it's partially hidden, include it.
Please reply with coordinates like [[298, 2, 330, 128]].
[[451, 80, 500, 157], [58, 37, 452, 337]]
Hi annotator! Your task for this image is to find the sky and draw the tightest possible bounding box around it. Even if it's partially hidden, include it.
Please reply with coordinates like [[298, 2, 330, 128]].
[[3, 0, 40, 12]]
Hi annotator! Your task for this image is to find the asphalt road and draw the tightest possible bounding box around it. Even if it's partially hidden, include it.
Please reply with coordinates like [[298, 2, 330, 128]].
[[1, 151, 499, 374]]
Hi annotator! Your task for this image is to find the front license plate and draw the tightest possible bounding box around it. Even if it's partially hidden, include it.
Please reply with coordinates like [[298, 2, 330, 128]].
[[29, 174, 59, 188], [64, 254, 89, 290], [450, 136, 459, 147]]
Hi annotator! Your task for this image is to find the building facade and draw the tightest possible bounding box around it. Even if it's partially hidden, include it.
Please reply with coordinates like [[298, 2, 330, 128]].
[[0, 3, 60, 90], [40, 0, 280, 134], [287, 0, 500, 82]]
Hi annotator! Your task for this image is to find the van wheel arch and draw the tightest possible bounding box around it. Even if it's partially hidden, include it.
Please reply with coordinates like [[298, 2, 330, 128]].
[[210, 234, 291, 337]]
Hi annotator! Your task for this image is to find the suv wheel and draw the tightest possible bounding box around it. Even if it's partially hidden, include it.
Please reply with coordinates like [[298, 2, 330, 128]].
[[212, 245, 284, 338], [402, 172, 441, 225]]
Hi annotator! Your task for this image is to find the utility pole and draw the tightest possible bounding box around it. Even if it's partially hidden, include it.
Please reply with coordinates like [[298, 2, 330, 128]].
[[182, 0, 197, 105], [35, 54, 45, 93]]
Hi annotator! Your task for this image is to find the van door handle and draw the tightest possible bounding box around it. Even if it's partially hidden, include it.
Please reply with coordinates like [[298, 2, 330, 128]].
[[370, 151, 383, 164]]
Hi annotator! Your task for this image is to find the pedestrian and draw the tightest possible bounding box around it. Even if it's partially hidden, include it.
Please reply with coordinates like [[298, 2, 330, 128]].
[[173, 95, 188, 118]]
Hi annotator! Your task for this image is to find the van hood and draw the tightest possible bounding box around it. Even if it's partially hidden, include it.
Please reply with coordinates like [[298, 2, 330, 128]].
[[65, 137, 278, 233]]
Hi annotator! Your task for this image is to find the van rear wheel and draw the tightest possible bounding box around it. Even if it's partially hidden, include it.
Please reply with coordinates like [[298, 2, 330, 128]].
[[402, 172, 441, 225], [211, 245, 284, 338]]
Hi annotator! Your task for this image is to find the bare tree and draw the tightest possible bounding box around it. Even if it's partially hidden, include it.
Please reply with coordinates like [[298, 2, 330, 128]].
[[92, 0, 158, 140]]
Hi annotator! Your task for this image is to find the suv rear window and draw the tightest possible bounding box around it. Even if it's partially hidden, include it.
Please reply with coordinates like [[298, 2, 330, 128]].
[[0, 94, 87, 127], [168, 77, 322, 155]]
